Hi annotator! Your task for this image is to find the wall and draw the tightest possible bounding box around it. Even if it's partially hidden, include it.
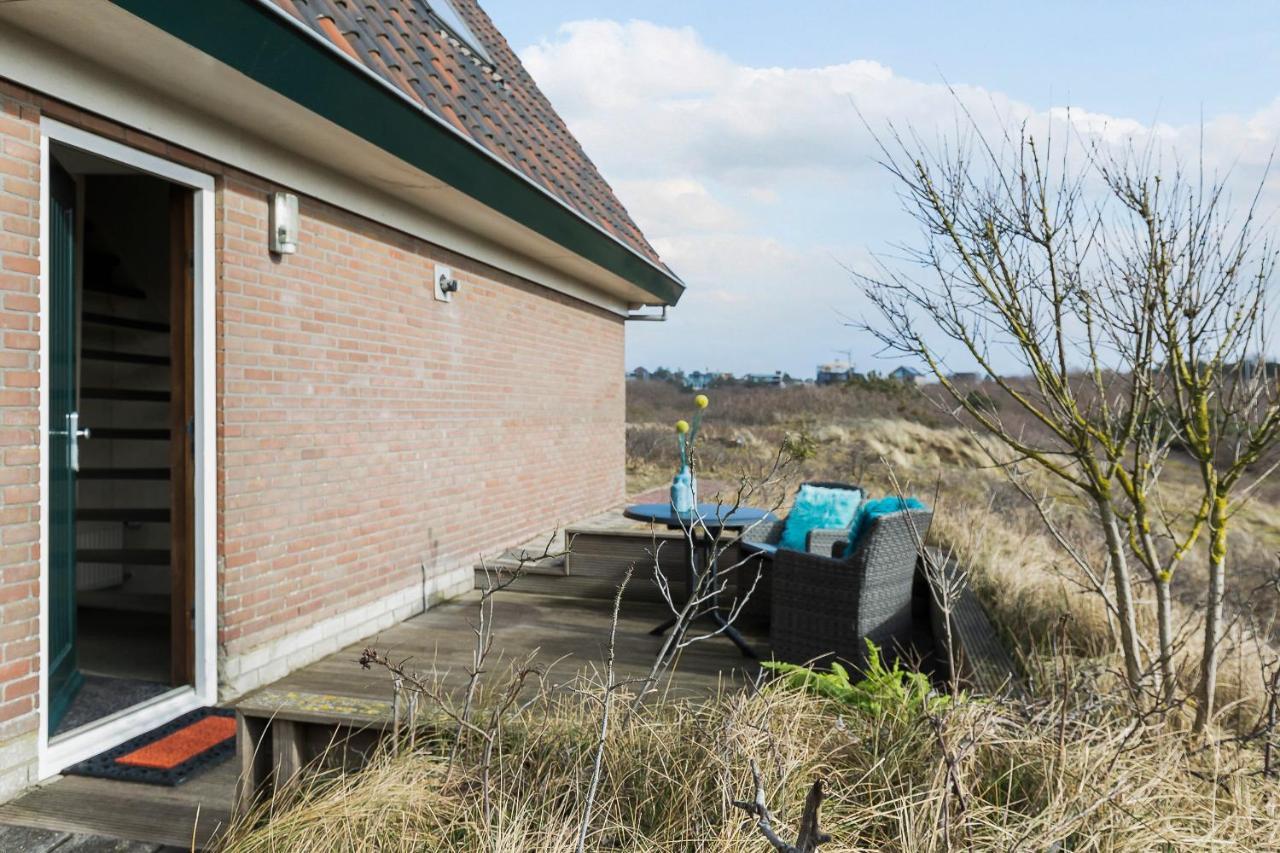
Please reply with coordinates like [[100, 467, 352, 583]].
[[215, 178, 627, 692], [0, 78, 628, 797], [0, 83, 41, 800]]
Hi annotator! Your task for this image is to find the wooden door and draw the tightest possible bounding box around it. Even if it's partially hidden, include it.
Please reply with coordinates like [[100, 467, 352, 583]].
[[48, 160, 83, 732]]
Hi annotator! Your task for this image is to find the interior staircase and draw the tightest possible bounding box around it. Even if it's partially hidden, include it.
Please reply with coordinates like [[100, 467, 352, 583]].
[[75, 242, 173, 604]]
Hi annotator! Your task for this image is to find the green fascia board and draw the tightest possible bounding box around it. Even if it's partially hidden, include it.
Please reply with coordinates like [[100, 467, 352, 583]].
[[110, 0, 684, 306]]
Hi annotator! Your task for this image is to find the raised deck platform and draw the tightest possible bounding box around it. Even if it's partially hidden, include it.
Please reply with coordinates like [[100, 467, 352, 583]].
[[0, 507, 1017, 849], [0, 590, 765, 849]]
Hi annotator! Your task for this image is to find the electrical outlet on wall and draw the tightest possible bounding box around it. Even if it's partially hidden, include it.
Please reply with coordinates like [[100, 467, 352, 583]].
[[433, 264, 459, 302]]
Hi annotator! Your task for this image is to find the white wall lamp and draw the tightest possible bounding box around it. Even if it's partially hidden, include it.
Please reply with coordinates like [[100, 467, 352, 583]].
[[434, 263, 459, 302], [269, 192, 299, 255]]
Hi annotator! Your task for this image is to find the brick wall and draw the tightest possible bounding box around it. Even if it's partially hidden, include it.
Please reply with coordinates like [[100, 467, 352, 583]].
[[0, 79, 628, 797], [0, 83, 41, 800], [216, 177, 627, 685]]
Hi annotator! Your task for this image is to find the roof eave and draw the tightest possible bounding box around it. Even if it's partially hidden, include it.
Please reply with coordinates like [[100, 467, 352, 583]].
[[111, 0, 685, 306]]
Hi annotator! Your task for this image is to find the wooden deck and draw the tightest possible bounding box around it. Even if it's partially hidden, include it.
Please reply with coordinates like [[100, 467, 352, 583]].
[[0, 506, 1017, 850], [0, 590, 765, 850]]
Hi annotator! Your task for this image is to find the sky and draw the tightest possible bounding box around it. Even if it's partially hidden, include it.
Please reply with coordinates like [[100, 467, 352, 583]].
[[482, 1, 1280, 378]]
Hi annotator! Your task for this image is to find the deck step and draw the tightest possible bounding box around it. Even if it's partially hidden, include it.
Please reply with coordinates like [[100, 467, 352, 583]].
[[927, 552, 1025, 698], [82, 348, 170, 366], [77, 548, 170, 565], [90, 427, 170, 441], [81, 387, 170, 402], [77, 507, 170, 522], [83, 312, 170, 334], [78, 467, 170, 480]]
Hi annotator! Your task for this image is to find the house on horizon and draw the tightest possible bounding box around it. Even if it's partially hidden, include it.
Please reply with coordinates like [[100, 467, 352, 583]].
[[816, 362, 860, 385], [685, 370, 713, 390], [890, 366, 924, 385], [744, 371, 786, 387], [684, 370, 733, 390], [0, 0, 683, 799]]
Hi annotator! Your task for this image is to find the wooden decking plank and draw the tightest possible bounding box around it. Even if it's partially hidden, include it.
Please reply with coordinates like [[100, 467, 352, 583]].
[[248, 592, 764, 715], [53, 832, 168, 851], [0, 789, 226, 849], [0, 764, 234, 851], [0, 823, 70, 852]]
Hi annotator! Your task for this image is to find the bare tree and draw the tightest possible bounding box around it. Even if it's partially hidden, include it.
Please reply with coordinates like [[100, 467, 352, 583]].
[[856, 117, 1156, 700], [359, 535, 566, 823], [576, 566, 634, 853], [1102, 150, 1280, 730], [858, 107, 1280, 727], [631, 436, 803, 711]]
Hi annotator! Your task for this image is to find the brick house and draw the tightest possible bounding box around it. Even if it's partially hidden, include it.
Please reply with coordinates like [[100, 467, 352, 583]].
[[0, 0, 683, 799]]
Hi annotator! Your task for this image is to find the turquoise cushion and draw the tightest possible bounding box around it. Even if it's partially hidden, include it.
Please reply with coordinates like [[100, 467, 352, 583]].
[[844, 496, 927, 557], [778, 485, 862, 551]]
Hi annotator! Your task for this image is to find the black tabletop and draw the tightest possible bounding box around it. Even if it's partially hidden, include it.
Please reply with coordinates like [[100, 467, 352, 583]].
[[623, 502, 777, 531]]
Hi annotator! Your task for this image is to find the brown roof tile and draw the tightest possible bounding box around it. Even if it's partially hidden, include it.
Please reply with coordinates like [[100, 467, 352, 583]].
[[268, 0, 668, 271]]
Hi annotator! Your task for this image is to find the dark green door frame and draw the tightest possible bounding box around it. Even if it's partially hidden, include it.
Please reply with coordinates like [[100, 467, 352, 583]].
[[47, 159, 83, 734]]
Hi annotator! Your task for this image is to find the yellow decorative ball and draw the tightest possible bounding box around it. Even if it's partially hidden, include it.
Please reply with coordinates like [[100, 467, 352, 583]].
[[694, 394, 709, 409], [675, 420, 690, 434]]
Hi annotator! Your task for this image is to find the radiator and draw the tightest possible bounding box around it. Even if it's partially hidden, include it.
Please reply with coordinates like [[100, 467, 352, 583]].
[[77, 522, 125, 590]]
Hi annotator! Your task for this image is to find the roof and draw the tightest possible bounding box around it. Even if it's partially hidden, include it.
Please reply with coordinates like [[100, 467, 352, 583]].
[[108, 0, 686, 303], [267, 0, 667, 272]]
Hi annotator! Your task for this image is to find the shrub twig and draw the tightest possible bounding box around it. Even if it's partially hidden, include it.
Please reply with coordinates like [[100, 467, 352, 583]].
[[732, 758, 830, 852]]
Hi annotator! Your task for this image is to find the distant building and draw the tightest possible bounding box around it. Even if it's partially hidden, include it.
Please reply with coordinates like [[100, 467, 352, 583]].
[[948, 371, 979, 384], [685, 370, 713, 390], [629, 367, 651, 381], [744, 371, 786, 387], [816, 362, 855, 386], [890, 366, 924, 385]]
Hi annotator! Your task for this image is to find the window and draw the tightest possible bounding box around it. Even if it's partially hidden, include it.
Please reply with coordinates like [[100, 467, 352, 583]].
[[422, 0, 493, 65]]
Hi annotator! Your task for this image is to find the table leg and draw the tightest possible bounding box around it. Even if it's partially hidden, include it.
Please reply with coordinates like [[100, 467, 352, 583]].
[[649, 532, 757, 658]]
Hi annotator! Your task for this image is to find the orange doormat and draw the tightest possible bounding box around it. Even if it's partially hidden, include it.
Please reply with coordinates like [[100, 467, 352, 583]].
[[65, 707, 236, 786]]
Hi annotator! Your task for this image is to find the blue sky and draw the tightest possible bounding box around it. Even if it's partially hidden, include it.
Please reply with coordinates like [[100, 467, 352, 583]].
[[483, 2, 1280, 378]]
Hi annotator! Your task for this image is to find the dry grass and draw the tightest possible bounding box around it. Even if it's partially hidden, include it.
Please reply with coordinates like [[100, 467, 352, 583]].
[[219, 385, 1280, 850], [221, 676, 1280, 851], [633, 383, 1280, 725]]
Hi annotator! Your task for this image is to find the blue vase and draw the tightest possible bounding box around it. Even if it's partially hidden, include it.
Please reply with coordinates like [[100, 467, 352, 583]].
[[670, 465, 696, 514]]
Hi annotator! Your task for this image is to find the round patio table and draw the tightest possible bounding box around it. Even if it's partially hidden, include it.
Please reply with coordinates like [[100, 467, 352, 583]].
[[623, 502, 777, 658]]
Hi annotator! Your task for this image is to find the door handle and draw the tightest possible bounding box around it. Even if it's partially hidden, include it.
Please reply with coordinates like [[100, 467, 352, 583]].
[[53, 412, 91, 472], [70, 412, 90, 473]]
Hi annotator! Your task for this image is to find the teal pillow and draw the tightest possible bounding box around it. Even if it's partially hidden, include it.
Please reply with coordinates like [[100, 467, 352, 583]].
[[844, 496, 927, 557], [778, 485, 863, 551]]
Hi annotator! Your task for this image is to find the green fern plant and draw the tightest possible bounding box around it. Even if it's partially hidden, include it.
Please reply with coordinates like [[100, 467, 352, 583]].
[[763, 639, 953, 714]]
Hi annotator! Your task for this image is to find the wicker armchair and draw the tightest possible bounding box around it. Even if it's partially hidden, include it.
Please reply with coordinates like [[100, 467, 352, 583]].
[[733, 481, 862, 628], [770, 508, 933, 672]]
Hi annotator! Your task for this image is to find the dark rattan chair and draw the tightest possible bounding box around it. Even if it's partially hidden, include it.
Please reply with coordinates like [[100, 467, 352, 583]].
[[769, 507, 933, 672]]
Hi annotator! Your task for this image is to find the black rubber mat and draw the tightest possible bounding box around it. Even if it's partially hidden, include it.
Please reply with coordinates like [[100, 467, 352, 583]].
[[63, 707, 236, 786]]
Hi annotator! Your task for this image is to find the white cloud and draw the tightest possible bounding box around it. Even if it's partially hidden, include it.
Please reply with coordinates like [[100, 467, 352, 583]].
[[612, 178, 743, 234], [519, 20, 1280, 376]]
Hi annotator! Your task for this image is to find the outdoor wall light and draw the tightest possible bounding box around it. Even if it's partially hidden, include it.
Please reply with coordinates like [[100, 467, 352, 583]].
[[434, 263, 460, 302], [269, 192, 300, 255]]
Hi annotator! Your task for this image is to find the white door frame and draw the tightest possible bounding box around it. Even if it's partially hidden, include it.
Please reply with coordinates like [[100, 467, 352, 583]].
[[36, 118, 217, 778]]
